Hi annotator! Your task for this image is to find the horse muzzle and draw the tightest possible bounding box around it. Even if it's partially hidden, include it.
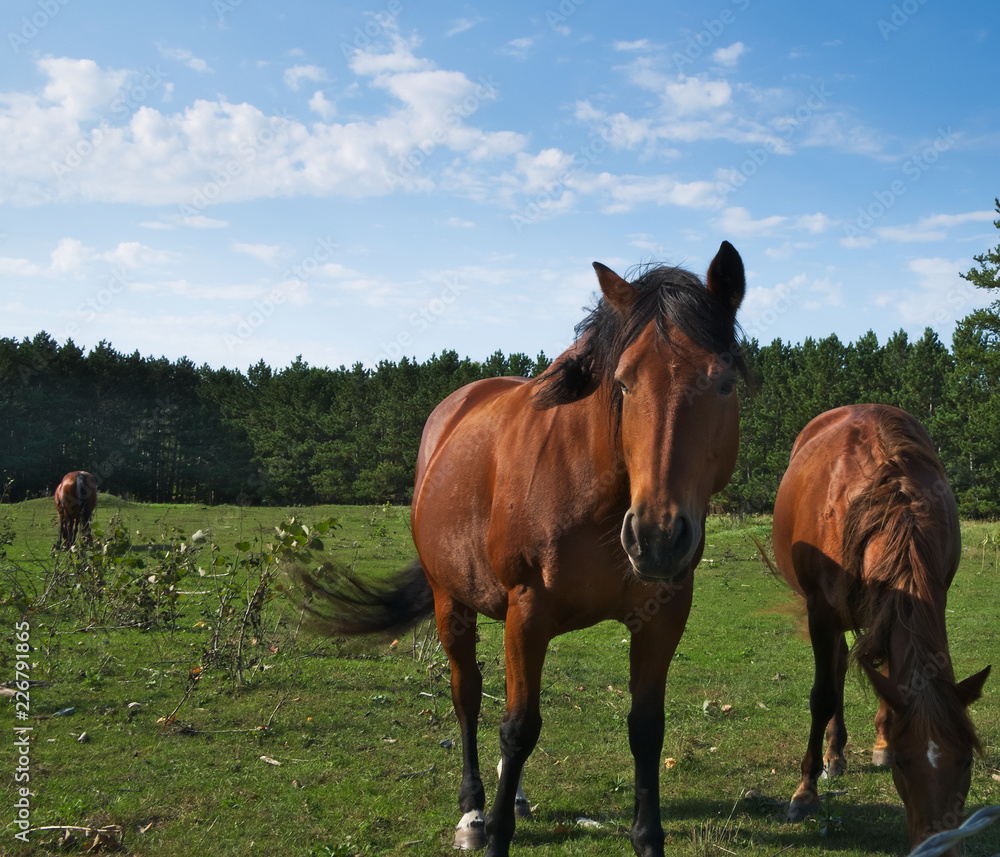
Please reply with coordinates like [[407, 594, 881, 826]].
[[620, 508, 700, 582]]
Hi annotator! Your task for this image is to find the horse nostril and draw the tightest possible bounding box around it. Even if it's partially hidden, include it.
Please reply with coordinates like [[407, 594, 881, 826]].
[[621, 509, 641, 556], [671, 514, 691, 556]]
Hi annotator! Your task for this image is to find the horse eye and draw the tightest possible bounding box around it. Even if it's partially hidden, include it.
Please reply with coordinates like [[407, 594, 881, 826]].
[[720, 378, 736, 395], [617, 379, 629, 395]]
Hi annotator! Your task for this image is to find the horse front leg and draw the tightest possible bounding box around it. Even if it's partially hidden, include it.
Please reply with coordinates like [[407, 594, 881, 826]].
[[485, 594, 548, 857], [871, 694, 893, 767], [627, 575, 693, 857], [788, 609, 842, 821], [436, 597, 487, 850]]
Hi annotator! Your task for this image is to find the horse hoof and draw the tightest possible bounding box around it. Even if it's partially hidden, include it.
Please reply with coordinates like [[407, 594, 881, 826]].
[[454, 811, 486, 850], [871, 749, 892, 768], [514, 797, 532, 819], [787, 799, 819, 823], [822, 757, 847, 779]]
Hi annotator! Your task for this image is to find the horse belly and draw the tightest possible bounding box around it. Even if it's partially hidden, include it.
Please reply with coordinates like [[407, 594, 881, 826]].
[[412, 452, 509, 621]]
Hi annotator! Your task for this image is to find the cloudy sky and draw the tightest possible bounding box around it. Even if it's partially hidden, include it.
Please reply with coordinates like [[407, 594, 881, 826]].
[[2, 0, 998, 371]]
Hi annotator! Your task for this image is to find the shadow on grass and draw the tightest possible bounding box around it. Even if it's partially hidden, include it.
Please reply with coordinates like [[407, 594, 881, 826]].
[[504, 795, 908, 855]]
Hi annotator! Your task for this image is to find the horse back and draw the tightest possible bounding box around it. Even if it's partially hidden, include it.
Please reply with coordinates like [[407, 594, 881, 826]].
[[411, 375, 640, 628], [415, 376, 529, 497], [773, 404, 957, 604]]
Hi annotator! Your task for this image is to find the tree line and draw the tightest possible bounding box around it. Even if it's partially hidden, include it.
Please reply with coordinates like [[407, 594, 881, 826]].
[[0, 323, 996, 517], [4, 202, 999, 517]]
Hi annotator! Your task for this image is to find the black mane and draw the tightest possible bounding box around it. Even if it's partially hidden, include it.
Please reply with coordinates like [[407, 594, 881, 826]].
[[531, 264, 751, 410]]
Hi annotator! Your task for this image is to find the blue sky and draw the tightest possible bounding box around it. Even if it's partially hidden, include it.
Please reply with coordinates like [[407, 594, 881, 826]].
[[2, 0, 998, 371]]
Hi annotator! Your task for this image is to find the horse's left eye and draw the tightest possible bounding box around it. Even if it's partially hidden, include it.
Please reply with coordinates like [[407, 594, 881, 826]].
[[720, 378, 736, 395]]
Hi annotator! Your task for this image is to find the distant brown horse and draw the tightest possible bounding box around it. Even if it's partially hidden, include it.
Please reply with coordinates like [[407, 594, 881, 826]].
[[772, 404, 989, 853], [295, 242, 749, 857], [54, 470, 98, 550]]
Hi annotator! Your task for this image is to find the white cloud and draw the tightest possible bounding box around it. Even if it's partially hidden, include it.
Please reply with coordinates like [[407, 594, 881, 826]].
[[49, 237, 93, 273], [664, 76, 733, 114], [599, 175, 721, 213], [614, 39, 652, 52], [103, 241, 172, 269], [159, 47, 213, 74], [742, 275, 805, 336], [0, 237, 168, 279], [840, 234, 877, 249], [876, 256, 982, 328], [284, 65, 329, 91], [38, 56, 128, 120], [349, 35, 431, 75], [233, 243, 282, 265], [308, 90, 336, 120], [875, 210, 997, 243], [805, 277, 842, 309], [447, 17, 483, 36], [714, 206, 787, 238], [712, 42, 747, 67], [500, 37, 535, 59], [796, 213, 832, 234], [0, 49, 527, 206], [180, 215, 229, 229]]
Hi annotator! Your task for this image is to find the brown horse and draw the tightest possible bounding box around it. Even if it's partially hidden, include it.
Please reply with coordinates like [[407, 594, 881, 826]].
[[772, 404, 990, 853], [54, 470, 98, 550], [295, 242, 749, 857]]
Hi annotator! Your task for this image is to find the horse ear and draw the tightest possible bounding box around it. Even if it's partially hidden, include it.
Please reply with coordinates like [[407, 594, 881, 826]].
[[593, 262, 636, 313], [957, 665, 990, 707], [706, 240, 745, 317], [861, 660, 905, 712]]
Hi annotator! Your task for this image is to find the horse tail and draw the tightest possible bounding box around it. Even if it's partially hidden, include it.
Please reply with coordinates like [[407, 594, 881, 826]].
[[76, 472, 90, 508], [287, 559, 435, 637]]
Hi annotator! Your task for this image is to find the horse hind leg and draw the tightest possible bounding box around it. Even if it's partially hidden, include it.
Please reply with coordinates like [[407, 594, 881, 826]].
[[822, 632, 849, 779], [436, 597, 487, 850], [496, 758, 531, 819]]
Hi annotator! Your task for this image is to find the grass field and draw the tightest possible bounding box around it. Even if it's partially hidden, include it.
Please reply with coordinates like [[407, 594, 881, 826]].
[[1, 496, 998, 856]]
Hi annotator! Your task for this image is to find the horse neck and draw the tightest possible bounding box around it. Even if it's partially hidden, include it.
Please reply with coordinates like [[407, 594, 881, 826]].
[[885, 589, 956, 694], [554, 384, 630, 508]]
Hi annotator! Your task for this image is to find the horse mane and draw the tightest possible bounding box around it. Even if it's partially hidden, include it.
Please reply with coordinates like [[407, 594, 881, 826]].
[[530, 264, 751, 412], [839, 412, 978, 750]]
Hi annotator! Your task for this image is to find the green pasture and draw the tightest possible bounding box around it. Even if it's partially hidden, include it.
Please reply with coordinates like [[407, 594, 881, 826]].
[[0, 497, 998, 856]]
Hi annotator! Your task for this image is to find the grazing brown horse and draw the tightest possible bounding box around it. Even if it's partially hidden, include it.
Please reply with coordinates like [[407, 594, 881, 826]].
[[54, 470, 98, 550], [296, 242, 749, 857], [772, 404, 989, 853]]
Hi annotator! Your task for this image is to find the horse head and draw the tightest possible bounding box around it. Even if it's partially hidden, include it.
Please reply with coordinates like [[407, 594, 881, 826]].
[[595, 241, 746, 582], [863, 660, 991, 854]]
